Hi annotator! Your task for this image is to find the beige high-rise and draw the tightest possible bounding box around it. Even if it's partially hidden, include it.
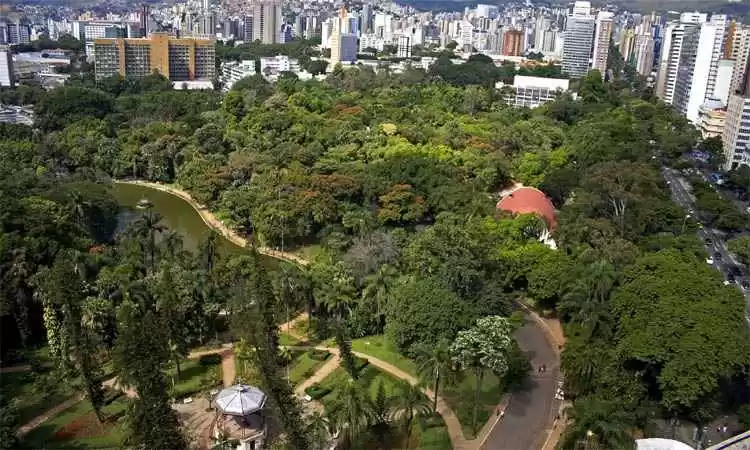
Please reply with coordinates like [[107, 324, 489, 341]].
[[592, 11, 614, 74]]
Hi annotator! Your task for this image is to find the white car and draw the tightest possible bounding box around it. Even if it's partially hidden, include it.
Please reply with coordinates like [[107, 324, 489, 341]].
[[706, 258, 715, 265]]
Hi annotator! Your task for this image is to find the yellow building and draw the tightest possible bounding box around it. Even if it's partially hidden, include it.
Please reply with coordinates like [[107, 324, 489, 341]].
[[94, 32, 215, 81]]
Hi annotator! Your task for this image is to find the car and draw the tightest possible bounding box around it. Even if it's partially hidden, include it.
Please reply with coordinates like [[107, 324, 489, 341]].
[[715, 252, 723, 259], [742, 280, 750, 289], [724, 280, 732, 286], [705, 238, 713, 244], [746, 206, 750, 214], [706, 257, 715, 265], [730, 266, 742, 276], [728, 273, 736, 282]]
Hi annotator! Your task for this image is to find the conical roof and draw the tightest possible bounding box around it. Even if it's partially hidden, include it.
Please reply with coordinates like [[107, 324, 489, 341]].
[[213, 384, 267, 416]]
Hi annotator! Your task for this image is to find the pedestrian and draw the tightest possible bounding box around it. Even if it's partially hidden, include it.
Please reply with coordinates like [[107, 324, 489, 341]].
[[542, 364, 547, 373], [723, 425, 727, 433]]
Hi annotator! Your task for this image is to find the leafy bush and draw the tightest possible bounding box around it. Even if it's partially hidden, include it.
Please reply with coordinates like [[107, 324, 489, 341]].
[[199, 354, 222, 366], [305, 383, 331, 400], [307, 350, 330, 361]]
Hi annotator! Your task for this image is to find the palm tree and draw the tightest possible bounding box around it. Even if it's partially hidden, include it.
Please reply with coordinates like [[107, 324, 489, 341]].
[[68, 190, 91, 230], [131, 211, 166, 274], [561, 396, 635, 450], [559, 260, 616, 339], [415, 340, 456, 411], [390, 381, 432, 448], [277, 265, 302, 334], [278, 346, 292, 379], [361, 264, 399, 319], [160, 230, 184, 262], [328, 379, 376, 448]]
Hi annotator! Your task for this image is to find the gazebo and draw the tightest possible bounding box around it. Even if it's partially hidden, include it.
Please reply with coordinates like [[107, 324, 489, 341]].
[[213, 385, 267, 450]]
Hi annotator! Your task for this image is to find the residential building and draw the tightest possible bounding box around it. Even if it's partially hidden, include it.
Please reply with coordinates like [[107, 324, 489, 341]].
[[397, 35, 411, 58], [655, 14, 708, 103], [502, 30, 524, 56], [219, 59, 256, 90], [497, 75, 571, 108], [330, 8, 357, 66], [723, 55, 750, 169], [634, 33, 655, 76], [0, 46, 14, 87], [93, 32, 215, 81], [260, 55, 300, 79], [561, 2, 595, 78], [730, 24, 750, 94], [698, 100, 727, 139], [672, 18, 726, 123], [715, 59, 735, 104], [592, 11, 614, 74], [253, 0, 283, 44]]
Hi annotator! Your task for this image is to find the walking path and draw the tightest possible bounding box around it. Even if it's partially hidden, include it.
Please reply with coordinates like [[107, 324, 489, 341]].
[[15, 394, 85, 437], [115, 180, 309, 266]]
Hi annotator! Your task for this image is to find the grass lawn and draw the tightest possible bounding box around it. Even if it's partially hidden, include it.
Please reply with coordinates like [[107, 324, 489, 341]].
[[351, 335, 417, 376], [293, 244, 324, 261], [3, 370, 79, 426], [21, 395, 129, 449], [416, 413, 453, 450], [288, 350, 330, 385], [443, 370, 505, 439], [279, 332, 302, 346], [166, 357, 222, 400]]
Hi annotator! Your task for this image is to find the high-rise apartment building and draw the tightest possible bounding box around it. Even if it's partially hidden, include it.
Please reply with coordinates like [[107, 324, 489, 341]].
[[330, 8, 357, 66], [0, 46, 14, 87], [561, 2, 595, 78], [253, 0, 283, 44], [94, 32, 215, 81], [729, 25, 750, 94], [634, 33, 655, 76], [591, 11, 613, 74], [502, 29, 524, 56], [673, 17, 727, 123], [656, 13, 708, 104]]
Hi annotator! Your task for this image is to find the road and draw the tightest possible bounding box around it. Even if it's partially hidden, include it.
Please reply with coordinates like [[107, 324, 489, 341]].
[[661, 167, 750, 321], [481, 314, 560, 450]]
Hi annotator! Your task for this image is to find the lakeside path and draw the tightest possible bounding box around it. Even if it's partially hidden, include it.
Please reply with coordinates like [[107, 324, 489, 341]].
[[114, 180, 309, 266]]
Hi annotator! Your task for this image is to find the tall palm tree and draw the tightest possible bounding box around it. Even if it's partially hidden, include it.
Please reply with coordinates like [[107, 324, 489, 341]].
[[160, 230, 184, 262], [559, 260, 616, 339], [278, 346, 292, 379], [68, 190, 91, 230], [561, 396, 635, 450], [415, 340, 456, 411], [390, 381, 432, 448], [131, 211, 166, 274], [328, 379, 376, 448], [361, 264, 399, 319]]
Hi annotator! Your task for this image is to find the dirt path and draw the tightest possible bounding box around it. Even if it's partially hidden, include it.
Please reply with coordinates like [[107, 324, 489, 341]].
[[278, 312, 308, 341], [115, 180, 309, 266], [0, 364, 31, 373]]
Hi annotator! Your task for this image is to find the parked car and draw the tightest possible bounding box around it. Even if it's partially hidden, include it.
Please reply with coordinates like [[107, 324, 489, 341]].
[[706, 257, 715, 265]]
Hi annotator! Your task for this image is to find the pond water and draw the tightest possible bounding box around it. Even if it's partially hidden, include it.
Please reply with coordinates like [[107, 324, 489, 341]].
[[111, 182, 244, 257]]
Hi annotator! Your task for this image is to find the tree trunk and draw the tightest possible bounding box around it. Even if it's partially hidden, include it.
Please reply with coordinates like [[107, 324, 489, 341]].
[[472, 368, 484, 434], [175, 357, 182, 381], [433, 369, 440, 412]]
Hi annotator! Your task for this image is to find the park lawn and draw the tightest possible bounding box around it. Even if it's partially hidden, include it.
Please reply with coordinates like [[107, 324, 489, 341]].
[[442, 370, 505, 439], [288, 350, 330, 385], [166, 357, 222, 399], [3, 370, 79, 426], [293, 244, 324, 261], [279, 332, 302, 346], [351, 335, 418, 376], [415, 413, 453, 450], [21, 395, 129, 449]]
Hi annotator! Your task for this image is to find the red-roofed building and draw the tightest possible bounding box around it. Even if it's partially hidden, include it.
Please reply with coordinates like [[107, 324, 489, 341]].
[[496, 186, 557, 231]]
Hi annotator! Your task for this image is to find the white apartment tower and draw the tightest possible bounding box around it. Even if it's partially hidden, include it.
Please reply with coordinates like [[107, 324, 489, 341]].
[[672, 17, 727, 123], [561, 2, 596, 78], [0, 46, 13, 87], [656, 13, 708, 104], [592, 11, 614, 74], [252, 0, 283, 44]]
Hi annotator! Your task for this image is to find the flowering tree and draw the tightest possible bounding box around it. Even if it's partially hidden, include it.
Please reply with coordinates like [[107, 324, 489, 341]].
[[451, 315, 514, 432]]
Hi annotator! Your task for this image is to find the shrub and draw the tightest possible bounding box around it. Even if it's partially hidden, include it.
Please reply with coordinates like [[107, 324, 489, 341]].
[[199, 354, 222, 366], [305, 383, 331, 400]]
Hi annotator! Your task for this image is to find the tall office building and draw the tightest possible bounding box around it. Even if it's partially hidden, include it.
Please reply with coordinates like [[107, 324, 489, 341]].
[[94, 32, 215, 81], [362, 4, 373, 34], [723, 56, 750, 169], [672, 18, 727, 123], [0, 46, 14, 87], [253, 0, 283, 44], [397, 35, 411, 58], [561, 1, 595, 78], [591, 11, 614, 74], [502, 29, 524, 56], [243, 15, 253, 41]]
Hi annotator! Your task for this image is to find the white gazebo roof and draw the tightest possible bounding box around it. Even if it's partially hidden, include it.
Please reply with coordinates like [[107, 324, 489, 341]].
[[636, 438, 695, 450], [214, 385, 267, 416]]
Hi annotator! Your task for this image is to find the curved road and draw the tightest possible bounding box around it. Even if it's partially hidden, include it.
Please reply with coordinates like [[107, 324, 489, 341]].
[[481, 313, 561, 450]]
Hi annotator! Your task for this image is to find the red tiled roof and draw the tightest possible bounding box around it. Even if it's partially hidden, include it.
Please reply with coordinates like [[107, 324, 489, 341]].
[[496, 187, 557, 231]]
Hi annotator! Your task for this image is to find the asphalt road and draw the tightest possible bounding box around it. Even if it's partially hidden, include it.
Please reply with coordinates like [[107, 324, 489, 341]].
[[662, 167, 750, 321], [481, 314, 560, 450]]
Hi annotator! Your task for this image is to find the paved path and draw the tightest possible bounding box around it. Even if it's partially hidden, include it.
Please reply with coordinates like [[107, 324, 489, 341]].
[[15, 394, 85, 437], [481, 307, 563, 450], [280, 312, 308, 341], [115, 180, 309, 266]]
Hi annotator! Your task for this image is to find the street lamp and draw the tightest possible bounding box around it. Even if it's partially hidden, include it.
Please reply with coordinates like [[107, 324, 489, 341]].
[[585, 430, 595, 450]]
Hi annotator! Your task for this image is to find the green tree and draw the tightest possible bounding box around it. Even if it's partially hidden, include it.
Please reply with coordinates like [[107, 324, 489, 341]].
[[390, 380, 432, 447], [415, 340, 456, 411], [728, 236, 750, 265], [561, 396, 635, 450], [450, 316, 514, 432], [327, 379, 375, 448]]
